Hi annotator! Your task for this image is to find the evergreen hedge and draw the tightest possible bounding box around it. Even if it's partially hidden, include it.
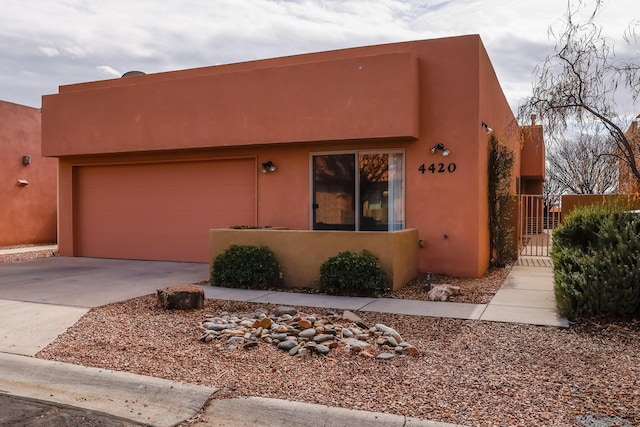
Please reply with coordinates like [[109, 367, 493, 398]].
[[551, 205, 640, 319], [319, 251, 387, 297], [211, 245, 281, 289]]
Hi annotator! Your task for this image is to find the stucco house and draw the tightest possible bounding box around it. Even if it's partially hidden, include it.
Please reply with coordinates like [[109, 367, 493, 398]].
[[618, 114, 640, 194], [0, 100, 57, 246], [41, 35, 544, 281]]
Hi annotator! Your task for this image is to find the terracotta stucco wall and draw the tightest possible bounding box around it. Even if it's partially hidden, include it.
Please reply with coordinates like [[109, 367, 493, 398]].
[[42, 53, 419, 156], [45, 35, 517, 278], [210, 228, 419, 290], [0, 101, 57, 246], [476, 39, 521, 272], [521, 125, 545, 180]]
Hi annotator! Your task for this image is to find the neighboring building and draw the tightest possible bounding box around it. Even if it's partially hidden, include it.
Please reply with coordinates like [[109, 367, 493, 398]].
[[42, 35, 544, 278], [619, 114, 640, 194], [0, 100, 57, 246], [520, 114, 545, 195]]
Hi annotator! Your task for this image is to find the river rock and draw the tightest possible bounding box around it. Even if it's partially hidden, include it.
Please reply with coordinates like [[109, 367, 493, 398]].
[[278, 340, 298, 351], [315, 345, 330, 354], [259, 318, 273, 329], [273, 325, 287, 334], [376, 352, 396, 360], [386, 336, 399, 347], [289, 345, 301, 356], [402, 345, 420, 355], [313, 334, 333, 343], [341, 310, 362, 323], [275, 306, 298, 316], [375, 324, 398, 335], [299, 328, 317, 338], [298, 319, 313, 329], [199, 307, 419, 359], [271, 333, 287, 341], [344, 338, 370, 348], [341, 328, 353, 338]]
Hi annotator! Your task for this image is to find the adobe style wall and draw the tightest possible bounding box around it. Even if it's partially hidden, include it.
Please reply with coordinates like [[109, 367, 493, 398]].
[[0, 101, 57, 246], [43, 35, 520, 278], [209, 228, 419, 291]]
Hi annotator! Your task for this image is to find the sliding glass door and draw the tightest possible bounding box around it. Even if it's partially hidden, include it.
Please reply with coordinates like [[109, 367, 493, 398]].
[[312, 150, 404, 231], [312, 153, 356, 230]]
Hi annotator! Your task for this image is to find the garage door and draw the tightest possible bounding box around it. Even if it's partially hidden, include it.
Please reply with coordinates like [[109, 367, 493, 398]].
[[74, 158, 256, 262]]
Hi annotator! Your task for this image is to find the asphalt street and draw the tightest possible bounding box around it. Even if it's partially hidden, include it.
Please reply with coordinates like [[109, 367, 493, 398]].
[[0, 394, 148, 427]]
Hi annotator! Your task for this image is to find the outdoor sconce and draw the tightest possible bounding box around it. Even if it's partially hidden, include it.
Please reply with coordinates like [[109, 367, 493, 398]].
[[430, 143, 450, 156], [22, 155, 31, 165], [17, 179, 29, 186], [261, 161, 277, 173], [481, 121, 493, 133]]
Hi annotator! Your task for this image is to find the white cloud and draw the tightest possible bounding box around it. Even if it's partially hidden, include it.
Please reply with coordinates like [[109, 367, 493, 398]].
[[96, 65, 121, 78], [38, 46, 60, 57], [63, 45, 89, 58], [0, 0, 637, 115]]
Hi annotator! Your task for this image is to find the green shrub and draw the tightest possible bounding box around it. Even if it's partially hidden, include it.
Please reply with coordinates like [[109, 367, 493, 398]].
[[551, 205, 640, 319], [488, 135, 516, 267], [319, 250, 387, 297], [211, 245, 281, 289]]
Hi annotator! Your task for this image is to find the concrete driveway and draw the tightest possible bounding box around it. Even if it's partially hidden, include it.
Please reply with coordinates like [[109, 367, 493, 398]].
[[0, 256, 210, 307], [0, 256, 209, 355]]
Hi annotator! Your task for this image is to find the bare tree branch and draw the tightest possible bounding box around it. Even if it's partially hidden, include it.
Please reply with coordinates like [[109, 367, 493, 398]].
[[519, 0, 640, 185], [546, 133, 619, 195]]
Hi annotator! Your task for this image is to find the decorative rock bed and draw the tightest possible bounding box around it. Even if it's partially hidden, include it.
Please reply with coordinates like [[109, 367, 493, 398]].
[[198, 306, 420, 360]]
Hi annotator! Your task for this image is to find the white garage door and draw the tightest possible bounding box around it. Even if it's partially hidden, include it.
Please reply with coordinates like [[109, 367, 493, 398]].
[[74, 158, 256, 262]]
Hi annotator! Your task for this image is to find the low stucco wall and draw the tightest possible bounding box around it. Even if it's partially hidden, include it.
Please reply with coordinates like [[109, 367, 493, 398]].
[[561, 194, 640, 219], [209, 229, 419, 291]]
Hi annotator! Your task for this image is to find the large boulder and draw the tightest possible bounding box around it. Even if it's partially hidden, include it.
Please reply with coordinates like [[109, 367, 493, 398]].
[[426, 285, 461, 302], [157, 285, 204, 310]]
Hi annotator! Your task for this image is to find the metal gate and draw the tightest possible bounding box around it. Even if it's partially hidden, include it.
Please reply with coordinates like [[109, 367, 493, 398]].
[[518, 194, 562, 257]]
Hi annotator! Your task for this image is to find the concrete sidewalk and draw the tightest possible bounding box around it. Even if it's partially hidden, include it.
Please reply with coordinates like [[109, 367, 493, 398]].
[[0, 253, 566, 427], [481, 260, 569, 327], [202, 257, 568, 328]]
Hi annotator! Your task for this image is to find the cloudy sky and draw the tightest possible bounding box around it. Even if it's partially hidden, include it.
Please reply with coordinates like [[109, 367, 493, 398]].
[[1, 0, 637, 113]]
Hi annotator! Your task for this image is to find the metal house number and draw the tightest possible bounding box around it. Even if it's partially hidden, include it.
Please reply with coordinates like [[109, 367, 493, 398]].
[[418, 163, 457, 174]]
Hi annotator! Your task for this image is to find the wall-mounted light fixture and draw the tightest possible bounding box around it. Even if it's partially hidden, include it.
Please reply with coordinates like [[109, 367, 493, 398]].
[[261, 161, 277, 173], [22, 155, 31, 165], [430, 143, 450, 156], [481, 121, 493, 133], [17, 179, 29, 186]]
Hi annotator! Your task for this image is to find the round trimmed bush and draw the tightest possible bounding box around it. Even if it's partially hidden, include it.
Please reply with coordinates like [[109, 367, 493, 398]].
[[319, 250, 387, 297], [211, 245, 281, 289]]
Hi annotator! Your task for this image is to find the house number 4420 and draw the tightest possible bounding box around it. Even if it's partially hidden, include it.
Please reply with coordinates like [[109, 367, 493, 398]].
[[418, 163, 457, 174]]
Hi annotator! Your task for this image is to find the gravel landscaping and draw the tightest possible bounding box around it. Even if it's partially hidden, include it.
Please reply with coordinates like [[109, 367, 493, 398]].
[[36, 296, 640, 426], [0, 244, 57, 264], [3, 248, 639, 426]]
